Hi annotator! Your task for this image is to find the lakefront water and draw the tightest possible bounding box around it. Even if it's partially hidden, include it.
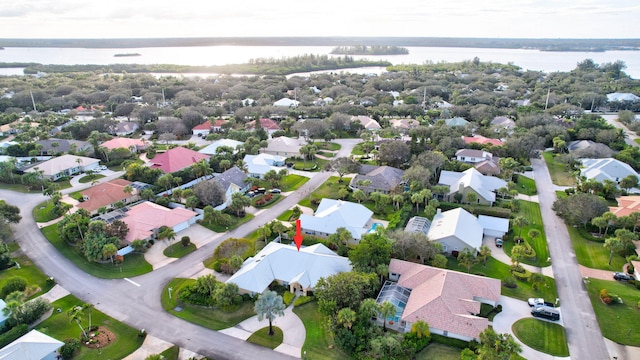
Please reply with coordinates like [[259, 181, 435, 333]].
[[1, 45, 639, 78]]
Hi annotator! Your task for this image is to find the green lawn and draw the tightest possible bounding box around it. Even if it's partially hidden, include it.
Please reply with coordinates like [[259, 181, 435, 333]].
[[290, 157, 329, 172], [351, 144, 365, 155], [200, 213, 255, 233], [446, 257, 558, 302], [298, 176, 352, 211], [32, 200, 60, 222], [163, 243, 197, 258], [161, 278, 256, 330], [415, 343, 461, 360], [78, 174, 105, 184], [585, 278, 640, 346], [542, 152, 575, 186], [0, 182, 43, 193], [512, 318, 570, 356], [503, 200, 551, 267], [0, 255, 55, 300], [246, 326, 283, 349], [567, 226, 627, 271], [277, 210, 294, 222], [312, 142, 341, 151], [41, 224, 152, 279], [36, 294, 144, 360], [68, 191, 83, 200], [293, 301, 348, 360], [280, 174, 309, 192], [159, 345, 179, 360], [317, 151, 335, 158], [635, 139, 640, 145], [252, 194, 284, 208], [516, 175, 537, 196]]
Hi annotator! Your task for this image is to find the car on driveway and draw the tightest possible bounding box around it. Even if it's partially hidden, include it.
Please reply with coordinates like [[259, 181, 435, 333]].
[[528, 298, 554, 307], [613, 272, 634, 281], [495, 238, 503, 247], [269, 188, 281, 194], [531, 306, 560, 321]]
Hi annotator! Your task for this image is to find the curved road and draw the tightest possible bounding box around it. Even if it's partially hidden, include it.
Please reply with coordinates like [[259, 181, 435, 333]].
[[6, 138, 361, 360], [532, 157, 610, 360]]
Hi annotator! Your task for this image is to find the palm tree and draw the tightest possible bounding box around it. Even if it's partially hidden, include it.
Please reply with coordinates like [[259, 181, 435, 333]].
[[270, 221, 287, 239], [604, 237, 624, 265], [353, 189, 367, 204], [529, 273, 546, 291], [337, 308, 357, 330], [512, 216, 529, 241], [411, 191, 425, 212], [192, 159, 212, 181], [392, 194, 404, 210], [378, 301, 396, 331], [83, 303, 94, 332], [410, 320, 430, 339], [479, 245, 492, 267], [68, 305, 88, 340], [257, 224, 272, 242], [511, 244, 526, 268], [358, 298, 379, 321], [254, 290, 286, 336], [102, 243, 118, 263], [457, 248, 476, 273], [158, 226, 176, 250]]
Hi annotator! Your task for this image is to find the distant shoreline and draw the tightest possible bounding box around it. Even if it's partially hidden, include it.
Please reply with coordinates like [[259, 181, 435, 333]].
[[0, 37, 639, 52]]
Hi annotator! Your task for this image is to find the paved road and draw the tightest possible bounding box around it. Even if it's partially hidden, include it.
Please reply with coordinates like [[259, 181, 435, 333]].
[[601, 114, 639, 148], [3, 138, 360, 360], [532, 157, 610, 360]]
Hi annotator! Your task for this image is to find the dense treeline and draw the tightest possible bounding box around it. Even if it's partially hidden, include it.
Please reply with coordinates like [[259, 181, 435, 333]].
[[330, 45, 409, 55]]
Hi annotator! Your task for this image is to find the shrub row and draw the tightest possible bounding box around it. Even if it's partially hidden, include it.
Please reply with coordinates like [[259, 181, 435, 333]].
[[0, 324, 28, 349]]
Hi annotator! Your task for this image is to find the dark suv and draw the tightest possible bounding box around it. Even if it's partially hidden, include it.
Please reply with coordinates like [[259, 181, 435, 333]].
[[531, 306, 560, 321], [613, 272, 633, 281]]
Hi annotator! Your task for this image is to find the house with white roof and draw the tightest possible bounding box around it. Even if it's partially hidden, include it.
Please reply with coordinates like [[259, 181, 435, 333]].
[[444, 117, 469, 127], [226, 242, 352, 296], [299, 199, 374, 242], [273, 98, 300, 107], [377, 259, 501, 342], [580, 158, 640, 191], [0, 329, 64, 360], [24, 154, 100, 180], [199, 139, 244, 156], [427, 208, 483, 254], [243, 153, 286, 178], [261, 136, 305, 158], [607, 92, 640, 102], [437, 168, 506, 206], [477, 215, 510, 239]]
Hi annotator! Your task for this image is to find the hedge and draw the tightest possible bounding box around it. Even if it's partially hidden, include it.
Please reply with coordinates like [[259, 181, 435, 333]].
[[430, 333, 470, 349], [0, 324, 28, 348]]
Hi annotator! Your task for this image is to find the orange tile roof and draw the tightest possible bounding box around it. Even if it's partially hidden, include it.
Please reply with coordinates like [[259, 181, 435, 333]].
[[609, 196, 640, 217], [122, 202, 197, 243], [390, 259, 501, 340], [100, 137, 147, 151], [246, 118, 280, 131], [192, 120, 212, 131], [149, 147, 210, 173], [77, 179, 133, 212], [463, 135, 503, 147]]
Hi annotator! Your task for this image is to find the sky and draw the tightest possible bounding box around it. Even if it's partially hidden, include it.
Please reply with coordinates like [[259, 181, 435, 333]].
[[1, 0, 639, 39]]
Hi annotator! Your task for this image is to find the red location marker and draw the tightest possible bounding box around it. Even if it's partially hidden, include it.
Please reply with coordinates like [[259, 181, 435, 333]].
[[294, 219, 303, 251]]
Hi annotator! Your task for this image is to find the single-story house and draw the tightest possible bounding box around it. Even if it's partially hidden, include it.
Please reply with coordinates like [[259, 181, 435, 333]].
[[246, 118, 281, 137], [632, 260, 640, 281], [349, 165, 405, 195], [121, 201, 198, 243], [462, 135, 504, 147], [580, 158, 640, 190], [0, 329, 64, 360], [273, 98, 300, 107], [213, 166, 250, 210], [477, 215, 510, 238], [226, 242, 352, 296], [607, 92, 640, 102], [36, 139, 92, 155], [389, 118, 419, 132], [192, 119, 228, 136], [377, 259, 501, 342], [299, 199, 374, 242], [149, 147, 210, 173], [567, 140, 615, 159], [24, 154, 100, 180], [404, 216, 432, 234], [108, 121, 139, 136], [455, 149, 493, 164], [243, 153, 286, 178], [427, 208, 483, 254], [490, 116, 516, 132], [444, 117, 469, 127], [437, 168, 507, 206], [100, 137, 148, 152], [198, 139, 244, 156], [77, 179, 137, 215], [261, 136, 305, 158], [352, 115, 381, 131], [0, 299, 9, 327], [609, 196, 640, 217]]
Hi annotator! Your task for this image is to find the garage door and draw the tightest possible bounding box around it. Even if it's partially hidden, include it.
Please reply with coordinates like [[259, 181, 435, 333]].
[[172, 221, 189, 233]]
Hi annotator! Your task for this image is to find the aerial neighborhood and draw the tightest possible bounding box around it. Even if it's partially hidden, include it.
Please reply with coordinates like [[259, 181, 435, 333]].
[[1, 56, 640, 360]]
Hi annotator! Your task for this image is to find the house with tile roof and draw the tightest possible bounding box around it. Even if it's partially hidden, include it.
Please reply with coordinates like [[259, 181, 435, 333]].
[[36, 139, 92, 155], [609, 196, 640, 217], [213, 166, 250, 210], [100, 137, 148, 152], [490, 116, 516, 132], [108, 121, 139, 136], [351, 115, 381, 131], [77, 179, 136, 215], [462, 135, 504, 147], [349, 165, 405, 195], [191, 119, 228, 136], [121, 201, 198, 243], [243, 153, 286, 178], [567, 140, 615, 159], [438, 168, 506, 206], [377, 259, 501, 342], [580, 158, 640, 192], [226, 242, 352, 296], [299, 199, 374, 242], [199, 139, 244, 156], [261, 136, 305, 158], [24, 154, 100, 180], [149, 147, 210, 173], [389, 118, 419, 132], [245, 118, 281, 137], [455, 149, 500, 176]]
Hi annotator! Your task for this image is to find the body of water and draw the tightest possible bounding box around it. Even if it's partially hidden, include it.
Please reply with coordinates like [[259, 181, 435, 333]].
[[1, 45, 639, 78]]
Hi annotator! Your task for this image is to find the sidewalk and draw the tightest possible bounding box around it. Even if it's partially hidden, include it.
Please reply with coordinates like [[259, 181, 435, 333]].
[[482, 237, 554, 278]]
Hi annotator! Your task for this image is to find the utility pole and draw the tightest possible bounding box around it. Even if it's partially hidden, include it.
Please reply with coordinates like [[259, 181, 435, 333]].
[[544, 88, 551, 111], [30, 90, 37, 112]]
